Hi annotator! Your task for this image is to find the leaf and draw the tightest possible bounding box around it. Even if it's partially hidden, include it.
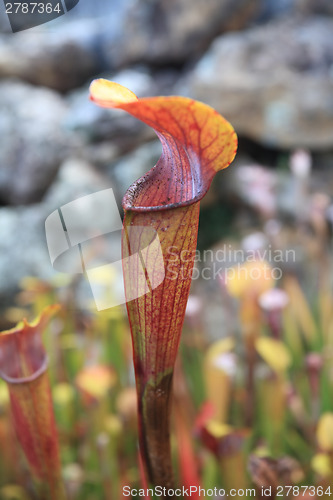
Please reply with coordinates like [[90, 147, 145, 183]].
[[204, 338, 235, 423], [75, 364, 116, 403], [256, 337, 292, 374], [311, 453, 331, 478], [225, 260, 274, 299], [90, 79, 237, 489], [317, 413, 333, 452], [283, 276, 318, 344], [174, 399, 201, 499]]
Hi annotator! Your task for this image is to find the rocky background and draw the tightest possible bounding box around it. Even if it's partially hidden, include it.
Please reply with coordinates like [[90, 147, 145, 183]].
[[0, 0, 333, 310]]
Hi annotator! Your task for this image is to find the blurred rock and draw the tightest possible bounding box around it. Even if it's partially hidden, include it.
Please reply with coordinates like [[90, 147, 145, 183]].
[[0, 10, 11, 33], [105, 0, 261, 67], [0, 204, 51, 305], [254, 0, 333, 22], [0, 80, 69, 205], [108, 140, 162, 199], [300, 0, 333, 16], [0, 20, 103, 91], [61, 0, 126, 20], [0, 0, 261, 91], [188, 16, 333, 149], [0, 158, 114, 305], [1, 0, 330, 93], [83, 143, 119, 168], [44, 158, 114, 209], [256, 0, 296, 21]]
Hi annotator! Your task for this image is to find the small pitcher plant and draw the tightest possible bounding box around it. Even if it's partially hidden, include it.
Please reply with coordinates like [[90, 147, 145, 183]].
[[0, 305, 66, 500]]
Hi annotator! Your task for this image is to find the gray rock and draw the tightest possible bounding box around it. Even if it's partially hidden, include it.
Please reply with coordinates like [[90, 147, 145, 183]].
[[256, 0, 296, 21], [44, 158, 114, 210], [59, 0, 126, 20], [0, 158, 115, 305], [1, 0, 330, 93], [0, 19, 104, 91], [109, 140, 162, 201], [0, 204, 51, 305], [105, 0, 261, 67], [254, 0, 333, 22], [300, 0, 333, 16], [0, 80, 70, 205], [187, 16, 333, 149], [0, 0, 260, 91]]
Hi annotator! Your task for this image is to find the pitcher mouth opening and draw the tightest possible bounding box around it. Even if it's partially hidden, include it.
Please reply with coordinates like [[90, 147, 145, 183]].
[[0, 356, 49, 385], [122, 175, 204, 213]]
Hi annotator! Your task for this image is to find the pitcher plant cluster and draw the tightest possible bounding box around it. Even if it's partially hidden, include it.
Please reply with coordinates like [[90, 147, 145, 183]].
[[0, 82, 332, 500]]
